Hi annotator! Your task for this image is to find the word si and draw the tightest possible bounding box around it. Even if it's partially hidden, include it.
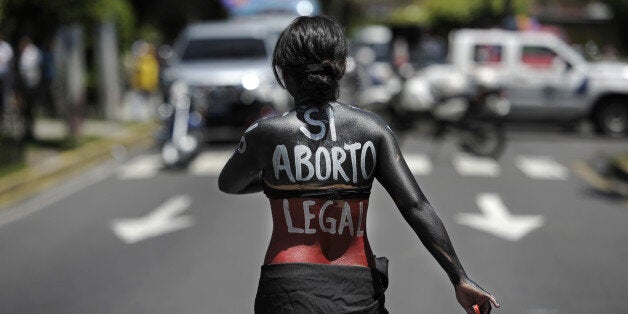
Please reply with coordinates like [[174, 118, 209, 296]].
[[273, 107, 377, 183], [282, 199, 365, 237]]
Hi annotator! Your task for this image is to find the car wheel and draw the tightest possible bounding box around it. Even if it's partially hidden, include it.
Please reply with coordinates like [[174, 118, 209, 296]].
[[458, 122, 505, 159], [595, 99, 628, 137]]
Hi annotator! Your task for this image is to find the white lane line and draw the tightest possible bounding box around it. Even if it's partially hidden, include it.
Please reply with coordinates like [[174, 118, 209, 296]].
[[117, 154, 161, 180], [0, 162, 114, 228], [515, 155, 568, 180], [404, 153, 432, 176], [453, 153, 500, 177], [188, 150, 233, 176]]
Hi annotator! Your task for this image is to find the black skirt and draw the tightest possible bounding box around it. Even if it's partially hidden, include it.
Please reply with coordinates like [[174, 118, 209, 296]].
[[254, 257, 389, 314]]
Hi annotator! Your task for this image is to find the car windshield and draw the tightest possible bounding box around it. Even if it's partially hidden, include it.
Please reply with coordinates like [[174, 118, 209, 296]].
[[181, 38, 267, 61]]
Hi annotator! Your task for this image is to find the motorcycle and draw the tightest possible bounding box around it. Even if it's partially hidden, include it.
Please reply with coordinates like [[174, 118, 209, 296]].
[[350, 46, 402, 114], [392, 65, 510, 159], [155, 81, 204, 168]]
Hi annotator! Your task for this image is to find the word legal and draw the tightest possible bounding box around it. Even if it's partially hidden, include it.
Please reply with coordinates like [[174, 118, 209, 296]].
[[282, 199, 365, 237]]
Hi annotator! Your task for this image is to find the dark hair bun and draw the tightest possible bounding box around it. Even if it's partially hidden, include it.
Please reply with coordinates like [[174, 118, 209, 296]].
[[320, 60, 344, 80], [299, 60, 344, 98], [272, 16, 347, 101]]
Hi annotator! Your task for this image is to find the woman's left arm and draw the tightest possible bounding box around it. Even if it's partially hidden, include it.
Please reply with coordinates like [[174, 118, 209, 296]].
[[218, 126, 264, 194], [374, 124, 499, 313]]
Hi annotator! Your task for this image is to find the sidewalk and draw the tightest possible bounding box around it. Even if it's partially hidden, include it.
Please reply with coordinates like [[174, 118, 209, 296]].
[[0, 118, 156, 210]]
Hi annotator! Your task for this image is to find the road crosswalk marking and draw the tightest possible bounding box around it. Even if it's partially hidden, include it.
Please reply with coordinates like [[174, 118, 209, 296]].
[[404, 153, 432, 176], [452, 154, 500, 177], [116, 151, 572, 181], [188, 151, 233, 176], [117, 151, 434, 179], [117, 154, 162, 180], [515, 155, 568, 180]]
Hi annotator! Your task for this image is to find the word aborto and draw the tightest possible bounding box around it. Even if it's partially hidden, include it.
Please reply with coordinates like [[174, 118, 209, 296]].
[[270, 107, 377, 184]]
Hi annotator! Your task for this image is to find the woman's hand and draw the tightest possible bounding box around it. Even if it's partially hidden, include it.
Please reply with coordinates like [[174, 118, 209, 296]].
[[454, 277, 499, 314]]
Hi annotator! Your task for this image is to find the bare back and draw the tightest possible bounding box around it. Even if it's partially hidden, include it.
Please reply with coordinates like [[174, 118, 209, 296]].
[[220, 101, 393, 267]]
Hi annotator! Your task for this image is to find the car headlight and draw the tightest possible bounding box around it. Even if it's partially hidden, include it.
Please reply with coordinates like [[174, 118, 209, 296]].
[[241, 73, 260, 91]]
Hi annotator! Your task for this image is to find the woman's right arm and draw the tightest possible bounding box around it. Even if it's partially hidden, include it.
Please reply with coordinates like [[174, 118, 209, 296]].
[[218, 124, 265, 194], [375, 125, 499, 313]]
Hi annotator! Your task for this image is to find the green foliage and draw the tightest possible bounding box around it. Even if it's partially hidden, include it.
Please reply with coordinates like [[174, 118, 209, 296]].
[[137, 24, 162, 45], [0, 161, 25, 177], [131, 0, 227, 44], [387, 0, 530, 26], [390, 4, 429, 25], [87, 0, 136, 48], [1, 0, 136, 47], [512, 0, 530, 14], [423, 0, 481, 23]]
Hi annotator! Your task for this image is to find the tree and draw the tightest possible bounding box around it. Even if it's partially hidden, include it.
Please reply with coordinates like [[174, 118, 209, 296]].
[[130, 0, 226, 44], [604, 0, 628, 54], [387, 0, 530, 28], [1, 0, 136, 48]]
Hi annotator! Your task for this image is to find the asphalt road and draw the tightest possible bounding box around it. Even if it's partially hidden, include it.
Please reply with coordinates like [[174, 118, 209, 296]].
[[0, 127, 626, 314]]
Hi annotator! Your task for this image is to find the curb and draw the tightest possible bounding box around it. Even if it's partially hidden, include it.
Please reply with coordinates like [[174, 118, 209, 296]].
[[0, 122, 157, 210]]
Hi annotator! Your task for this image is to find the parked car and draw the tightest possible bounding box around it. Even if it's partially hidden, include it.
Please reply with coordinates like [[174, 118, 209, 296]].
[[397, 28, 628, 137], [161, 17, 292, 141]]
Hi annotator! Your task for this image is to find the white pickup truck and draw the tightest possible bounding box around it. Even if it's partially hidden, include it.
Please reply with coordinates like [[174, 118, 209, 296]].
[[399, 28, 628, 137]]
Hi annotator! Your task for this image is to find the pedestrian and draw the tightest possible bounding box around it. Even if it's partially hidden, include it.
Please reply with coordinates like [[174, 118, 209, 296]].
[[0, 34, 13, 117], [130, 41, 159, 120], [16, 36, 41, 141], [39, 38, 57, 117], [219, 16, 499, 314]]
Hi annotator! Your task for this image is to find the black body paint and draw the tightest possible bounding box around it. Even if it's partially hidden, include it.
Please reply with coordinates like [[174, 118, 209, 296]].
[[219, 101, 468, 284]]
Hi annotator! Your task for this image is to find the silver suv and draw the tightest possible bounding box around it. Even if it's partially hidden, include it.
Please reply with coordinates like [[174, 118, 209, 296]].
[[163, 17, 293, 140]]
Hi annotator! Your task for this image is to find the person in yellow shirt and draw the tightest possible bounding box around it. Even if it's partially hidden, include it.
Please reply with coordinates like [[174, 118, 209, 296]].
[[132, 43, 159, 94], [130, 42, 159, 120]]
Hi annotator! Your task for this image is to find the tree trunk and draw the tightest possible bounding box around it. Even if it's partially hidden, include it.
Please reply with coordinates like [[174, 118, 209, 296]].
[[96, 21, 121, 120]]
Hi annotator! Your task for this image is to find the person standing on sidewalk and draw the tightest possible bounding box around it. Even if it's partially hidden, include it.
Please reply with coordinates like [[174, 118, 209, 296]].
[[219, 16, 499, 314], [39, 39, 57, 118], [0, 35, 13, 118], [16, 36, 41, 141], [130, 41, 159, 120]]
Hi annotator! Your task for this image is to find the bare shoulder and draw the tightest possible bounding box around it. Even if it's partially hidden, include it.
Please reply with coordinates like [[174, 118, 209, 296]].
[[244, 111, 294, 135], [241, 111, 312, 154], [333, 102, 393, 137]]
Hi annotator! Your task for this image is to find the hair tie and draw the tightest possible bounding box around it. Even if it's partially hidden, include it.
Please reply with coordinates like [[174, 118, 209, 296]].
[[304, 63, 327, 74]]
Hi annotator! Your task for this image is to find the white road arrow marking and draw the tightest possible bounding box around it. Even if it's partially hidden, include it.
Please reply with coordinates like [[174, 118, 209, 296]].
[[111, 195, 195, 244], [455, 193, 544, 241]]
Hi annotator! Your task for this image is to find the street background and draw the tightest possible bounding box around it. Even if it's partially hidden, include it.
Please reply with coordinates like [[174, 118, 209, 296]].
[[1, 130, 626, 313], [1, 1, 628, 314]]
